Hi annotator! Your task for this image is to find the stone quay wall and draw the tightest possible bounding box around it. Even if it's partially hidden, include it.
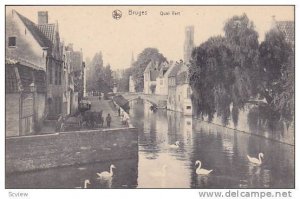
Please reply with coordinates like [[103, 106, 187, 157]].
[[6, 127, 138, 173]]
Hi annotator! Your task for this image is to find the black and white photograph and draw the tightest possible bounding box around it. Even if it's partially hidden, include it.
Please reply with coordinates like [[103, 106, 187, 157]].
[[3, 3, 295, 194]]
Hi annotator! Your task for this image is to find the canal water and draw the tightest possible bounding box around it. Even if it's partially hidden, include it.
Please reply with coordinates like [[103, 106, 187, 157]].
[[6, 99, 294, 188]]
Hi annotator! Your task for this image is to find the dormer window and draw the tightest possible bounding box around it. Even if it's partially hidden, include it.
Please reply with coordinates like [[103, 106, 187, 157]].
[[8, 37, 16, 47]]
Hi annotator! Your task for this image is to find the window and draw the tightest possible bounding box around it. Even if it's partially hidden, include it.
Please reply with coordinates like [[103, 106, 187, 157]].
[[186, 106, 191, 110], [8, 37, 16, 47]]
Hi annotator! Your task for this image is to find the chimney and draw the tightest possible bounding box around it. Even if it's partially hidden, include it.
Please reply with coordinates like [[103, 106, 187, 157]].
[[38, 11, 48, 25]]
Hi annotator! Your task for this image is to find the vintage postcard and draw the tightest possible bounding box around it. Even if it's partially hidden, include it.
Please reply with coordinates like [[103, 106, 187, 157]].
[[5, 5, 294, 191]]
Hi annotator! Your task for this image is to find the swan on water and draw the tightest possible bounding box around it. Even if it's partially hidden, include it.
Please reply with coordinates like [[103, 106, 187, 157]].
[[195, 160, 213, 175], [75, 179, 90, 189], [169, 141, 180, 149], [247, 153, 264, 165], [97, 165, 116, 179]]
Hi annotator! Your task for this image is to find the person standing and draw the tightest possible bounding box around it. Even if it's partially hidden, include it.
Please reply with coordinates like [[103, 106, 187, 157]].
[[106, 113, 112, 128]]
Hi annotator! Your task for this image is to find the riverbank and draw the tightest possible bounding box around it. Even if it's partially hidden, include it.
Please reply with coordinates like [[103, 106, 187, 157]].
[[6, 127, 138, 174], [195, 119, 294, 146]]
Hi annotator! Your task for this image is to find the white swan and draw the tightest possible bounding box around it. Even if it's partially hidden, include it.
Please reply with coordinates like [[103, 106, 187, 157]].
[[169, 141, 180, 149], [97, 165, 116, 179], [195, 160, 213, 175], [247, 153, 264, 165], [75, 179, 90, 188]]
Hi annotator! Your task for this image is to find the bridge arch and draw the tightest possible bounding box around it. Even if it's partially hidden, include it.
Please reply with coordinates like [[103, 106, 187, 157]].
[[127, 96, 157, 106]]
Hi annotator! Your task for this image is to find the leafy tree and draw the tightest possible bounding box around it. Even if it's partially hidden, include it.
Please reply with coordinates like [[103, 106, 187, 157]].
[[190, 14, 260, 126], [131, 48, 167, 92], [189, 36, 234, 123], [103, 64, 113, 90], [116, 67, 133, 92], [86, 52, 104, 92], [270, 55, 294, 123], [86, 52, 114, 93], [259, 29, 293, 105], [223, 13, 260, 107]]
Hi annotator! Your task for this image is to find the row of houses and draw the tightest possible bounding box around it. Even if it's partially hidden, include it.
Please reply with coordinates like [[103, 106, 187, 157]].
[[143, 60, 193, 115], [141, 26, 194, 115], [141, 17, 294, 117], [5, 10, 86, 137]]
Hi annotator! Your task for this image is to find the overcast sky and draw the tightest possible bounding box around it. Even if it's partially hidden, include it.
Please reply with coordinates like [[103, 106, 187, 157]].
[[7, 6, 294, 70]]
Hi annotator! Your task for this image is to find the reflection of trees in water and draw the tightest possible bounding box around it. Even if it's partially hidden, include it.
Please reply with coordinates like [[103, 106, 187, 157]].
[[136, 100, 169, 160], [232, 106, 239, 128], [247, 104, 283, 139]]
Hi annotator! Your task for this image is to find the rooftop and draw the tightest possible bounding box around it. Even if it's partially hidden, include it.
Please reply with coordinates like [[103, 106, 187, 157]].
[[276, 21, 294, 44], [168, 62, 182, 78], [15, 10, 52, 48]]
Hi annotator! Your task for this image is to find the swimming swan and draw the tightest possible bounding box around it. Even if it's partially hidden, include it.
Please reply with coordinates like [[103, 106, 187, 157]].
[[75, 179, 90, 188], [195, 160, 213, 175], [169, 141, 180, 149], [247, 153, 264, 165], [97, 165, 116, 179]]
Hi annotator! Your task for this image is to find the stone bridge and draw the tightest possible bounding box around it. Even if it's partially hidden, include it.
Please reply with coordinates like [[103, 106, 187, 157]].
[[120, 92, 167, 108]]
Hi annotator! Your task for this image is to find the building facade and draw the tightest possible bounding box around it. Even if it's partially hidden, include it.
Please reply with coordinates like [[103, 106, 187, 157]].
[[175, 64, 193, 115], [166, 25, 195, 115], [144, 61, 159, 94], [167, 60, 193, 115], [167, 61, 181, 111], [36, 11, 64, 120], [6, 10, 48, 136], [155, 61, 170, 96]]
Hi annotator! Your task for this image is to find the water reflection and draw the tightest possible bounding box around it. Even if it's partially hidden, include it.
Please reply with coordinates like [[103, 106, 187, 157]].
[[6, 158, 138, 189], [129, 99, 294, 188], [6, 99, 294, 188]]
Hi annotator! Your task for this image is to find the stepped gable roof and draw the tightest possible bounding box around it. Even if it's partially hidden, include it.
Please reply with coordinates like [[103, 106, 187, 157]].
[[15, 10, 51, 48], [275, 21, 294, 44]]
